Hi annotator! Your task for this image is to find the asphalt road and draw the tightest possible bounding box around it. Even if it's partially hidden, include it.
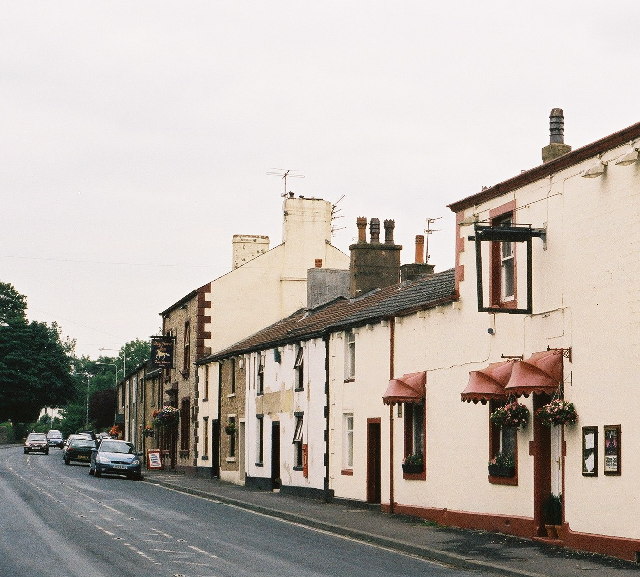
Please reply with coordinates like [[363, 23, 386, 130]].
[[0, 445, 490, 577]]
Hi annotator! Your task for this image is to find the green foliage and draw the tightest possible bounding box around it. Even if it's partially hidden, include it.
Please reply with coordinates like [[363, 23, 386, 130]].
[[0, 283, 76, 425]]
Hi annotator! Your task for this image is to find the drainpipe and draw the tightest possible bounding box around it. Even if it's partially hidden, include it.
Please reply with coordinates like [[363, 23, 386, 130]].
[[323, 334, 332, 503], [389, 317, 395, 514]]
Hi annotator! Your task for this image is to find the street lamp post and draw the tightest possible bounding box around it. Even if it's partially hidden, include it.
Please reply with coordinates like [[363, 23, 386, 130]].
[[85, 373, 90, 430], [99, 347, 126, 377]]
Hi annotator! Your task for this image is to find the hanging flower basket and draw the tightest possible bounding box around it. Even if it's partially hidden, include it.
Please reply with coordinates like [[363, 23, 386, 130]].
[[224, 423, 236, 435], [536, 399, 577, 427], [143, 426, 154, 438], [152, 406, 180, 427], [490, 400, 530, 429]]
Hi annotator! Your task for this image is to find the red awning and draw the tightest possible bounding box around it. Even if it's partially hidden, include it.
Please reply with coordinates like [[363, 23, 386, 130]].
[[503, 349, 563, 397], [382, 371, 426, 405], [460, 360, 515, 404]]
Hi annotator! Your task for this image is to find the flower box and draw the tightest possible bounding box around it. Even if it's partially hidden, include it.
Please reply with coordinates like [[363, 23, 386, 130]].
[[402, 463, 424, 474], [488, 464, 515, 477]]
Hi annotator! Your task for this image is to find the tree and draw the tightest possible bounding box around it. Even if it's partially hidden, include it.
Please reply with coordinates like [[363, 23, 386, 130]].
[[121, 339, 151, 376], [0, 283, 76, 424]]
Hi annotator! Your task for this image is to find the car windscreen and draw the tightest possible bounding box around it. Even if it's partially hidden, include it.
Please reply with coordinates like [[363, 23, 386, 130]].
[[99, 441, 134, 454], [28, 435, 47, 441]]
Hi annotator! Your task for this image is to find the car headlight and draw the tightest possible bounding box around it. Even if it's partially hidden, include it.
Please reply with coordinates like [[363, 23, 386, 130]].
[[96, 454, 110, 464], [131, 459, 140, 466]]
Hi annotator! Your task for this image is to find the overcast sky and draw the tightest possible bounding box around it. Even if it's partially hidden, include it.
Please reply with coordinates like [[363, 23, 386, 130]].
[[2, 1, 639, 359]]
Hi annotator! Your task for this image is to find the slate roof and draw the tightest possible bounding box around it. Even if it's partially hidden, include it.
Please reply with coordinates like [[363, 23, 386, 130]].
[[198, 268, 456, 363]]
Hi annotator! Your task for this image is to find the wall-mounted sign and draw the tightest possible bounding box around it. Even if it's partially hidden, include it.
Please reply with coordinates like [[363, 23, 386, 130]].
[[150, 336, 175, 368]]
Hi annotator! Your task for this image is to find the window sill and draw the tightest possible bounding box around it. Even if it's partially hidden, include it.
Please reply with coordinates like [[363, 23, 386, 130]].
[[402, 471, 426, 481], [227, 393, 236, 398], [225, 457, 236, 463], [202, 398, 208, 402], [294, 387, 304, 392], [341, 468, 353, 476], [293, 465, 304, 471], [255, 462, 263, 467], [344, 378, 355, 383], [201, 456, 208, 461]]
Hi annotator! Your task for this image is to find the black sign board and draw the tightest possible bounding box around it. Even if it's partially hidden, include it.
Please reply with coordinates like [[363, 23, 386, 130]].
[[150, 336, 175, 368]]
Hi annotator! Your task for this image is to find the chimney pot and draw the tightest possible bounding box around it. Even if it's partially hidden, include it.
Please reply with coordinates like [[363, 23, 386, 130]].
[[383, 219, 395, 244], [356, 217, 367, 243], [415, 235, 425, 264], [370, 218, 380, 244], [542, 107, 572, 163]]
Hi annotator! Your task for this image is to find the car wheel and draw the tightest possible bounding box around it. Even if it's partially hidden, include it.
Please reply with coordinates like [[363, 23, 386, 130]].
[[24, 449, 28, 454], [94, 469, 101, 478], [44, 449, 49, 455], [88, 468, 94, 476], [64, 458, 70, 465]]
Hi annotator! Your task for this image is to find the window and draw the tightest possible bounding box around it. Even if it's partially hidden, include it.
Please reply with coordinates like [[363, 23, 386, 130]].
[[293, 413, 303, 468], [343, 413, 354, 469], [257, 353, 265, 395], [404, 403, 425, 461], [203, 365, 209, 401], [344, 330, 355, 380], [489, 400, 517, 482], [230, 358, 236, 394], [180, 398, 190, 451], [491, 213, 515, 305], [256, 415, 264, 465], [294, 345, 304, 391], [183, 321, 191, 375]]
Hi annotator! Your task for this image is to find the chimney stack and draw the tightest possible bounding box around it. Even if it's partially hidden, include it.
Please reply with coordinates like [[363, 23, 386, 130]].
[[542, 108, 572, 163], [400, 235, 435, 281], [349, 217, 402, 296]]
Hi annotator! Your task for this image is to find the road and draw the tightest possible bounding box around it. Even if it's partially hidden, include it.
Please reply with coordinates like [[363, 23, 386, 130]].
[[0, 445, 489, 577]]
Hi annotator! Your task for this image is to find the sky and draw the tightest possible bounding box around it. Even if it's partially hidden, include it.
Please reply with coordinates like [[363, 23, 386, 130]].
[[2, 1, 639, 359]]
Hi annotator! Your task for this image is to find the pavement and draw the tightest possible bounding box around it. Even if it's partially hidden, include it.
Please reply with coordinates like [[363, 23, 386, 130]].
[[142, 469, 640, 577]]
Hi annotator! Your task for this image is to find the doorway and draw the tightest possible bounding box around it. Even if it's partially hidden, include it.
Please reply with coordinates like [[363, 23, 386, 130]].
[[367, 419, 381, 503], [271, 421, 281, 490]]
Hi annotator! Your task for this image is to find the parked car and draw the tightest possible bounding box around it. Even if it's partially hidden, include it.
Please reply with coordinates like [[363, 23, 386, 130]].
[[24, 432, 49, 454], [63, 438, 96, 465], [46, 429, 64, 448], [89, 440, 143, 480]]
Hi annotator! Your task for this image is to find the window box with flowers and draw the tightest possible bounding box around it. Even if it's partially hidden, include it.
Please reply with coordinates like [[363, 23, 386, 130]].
[[536, 399, 577, 427], [402, 453, 424, 474], [488, 452, 515, 477], [489, 400, 530, 429]]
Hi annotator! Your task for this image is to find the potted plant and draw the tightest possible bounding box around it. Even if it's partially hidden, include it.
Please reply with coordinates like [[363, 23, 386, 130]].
[[543, 493, 562, 538], [489, 400, 530, 429], [488, 452, 515, 477], [402, 453, 424, 474], [536, 399, 577, 427]]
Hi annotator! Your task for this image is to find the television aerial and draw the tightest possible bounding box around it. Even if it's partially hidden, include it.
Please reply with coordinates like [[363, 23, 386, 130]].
[[267, 169, 305, 196]]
